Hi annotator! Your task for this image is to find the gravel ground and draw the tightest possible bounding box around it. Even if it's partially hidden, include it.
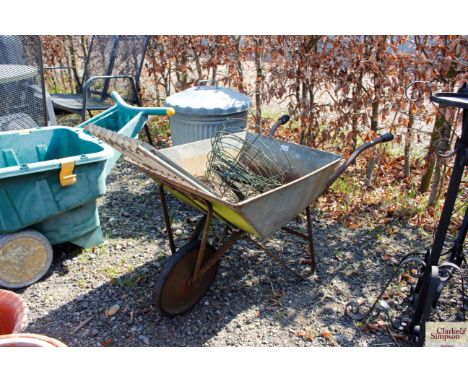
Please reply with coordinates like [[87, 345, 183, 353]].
[[17, 157, 466, 347]]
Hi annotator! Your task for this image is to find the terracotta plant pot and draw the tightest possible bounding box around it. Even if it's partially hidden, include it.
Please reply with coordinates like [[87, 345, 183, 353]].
[[0, 333, 67, 347], [0, 289, 28, 335]]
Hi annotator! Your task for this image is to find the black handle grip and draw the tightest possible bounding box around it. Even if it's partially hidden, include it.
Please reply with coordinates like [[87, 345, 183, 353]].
[[324, 131, 394, 192], [269, 114, 291, 137], [378, 132, 394, 143], [278, 114, 290, 125]]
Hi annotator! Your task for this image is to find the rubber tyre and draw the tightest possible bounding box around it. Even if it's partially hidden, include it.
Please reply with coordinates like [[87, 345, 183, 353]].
[[153, 240, 219, 317], [0, 230, 53, 289]]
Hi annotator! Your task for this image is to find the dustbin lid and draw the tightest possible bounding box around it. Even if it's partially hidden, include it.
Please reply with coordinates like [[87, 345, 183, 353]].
[[165, 85, 250, 115]]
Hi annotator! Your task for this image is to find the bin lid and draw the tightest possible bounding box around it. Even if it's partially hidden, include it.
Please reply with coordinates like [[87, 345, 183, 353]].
[[165, 85, 250, 115]]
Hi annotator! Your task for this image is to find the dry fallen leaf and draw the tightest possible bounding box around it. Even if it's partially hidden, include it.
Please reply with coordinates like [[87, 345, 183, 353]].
[[363, 323, 380, 333], [423, 224, 433, 232], [356, 297, 366, 305], [101, 338, 113, 347], [297, 330, 315, 341], [382, 253, 399, 265], [389, 226, 400, 234], [346, 221, 359, 230], [389, 331, 407, 342], [400, 272, 415, 283]]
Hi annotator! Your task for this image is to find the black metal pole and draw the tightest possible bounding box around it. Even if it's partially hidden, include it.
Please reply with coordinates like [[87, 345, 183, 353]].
[[409, 95, 468, 342], [427, 111, 467, 267]]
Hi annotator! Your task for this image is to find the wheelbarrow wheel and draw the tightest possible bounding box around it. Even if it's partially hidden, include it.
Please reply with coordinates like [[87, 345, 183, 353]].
[[0, 230, 53, 289], [153, 240, 219, 317]]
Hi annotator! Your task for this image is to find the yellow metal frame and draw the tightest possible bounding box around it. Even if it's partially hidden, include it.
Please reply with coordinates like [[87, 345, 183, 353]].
[[165, 186, 258, 236]]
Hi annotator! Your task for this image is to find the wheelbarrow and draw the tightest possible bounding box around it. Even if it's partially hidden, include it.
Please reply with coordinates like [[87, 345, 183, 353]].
[[0, 92, 174, 288], [86, 115, 394, 317]]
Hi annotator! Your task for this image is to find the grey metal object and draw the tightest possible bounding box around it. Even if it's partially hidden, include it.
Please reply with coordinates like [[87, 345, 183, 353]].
[[47, 36, 149, 122], [87, 120, 394, 316], [0, 35, 52, 131], [165, 81, 250, 145], [44, 92, 56, 125], [161, 132, 341, 238], [86, 125, 341, 239]]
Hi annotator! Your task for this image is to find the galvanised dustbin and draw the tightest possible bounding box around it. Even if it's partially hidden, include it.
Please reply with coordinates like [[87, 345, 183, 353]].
[[165, 80, 250, 146]]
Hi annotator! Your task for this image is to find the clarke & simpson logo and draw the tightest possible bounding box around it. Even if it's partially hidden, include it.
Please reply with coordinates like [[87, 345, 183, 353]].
[[425, 322, 468, 347]]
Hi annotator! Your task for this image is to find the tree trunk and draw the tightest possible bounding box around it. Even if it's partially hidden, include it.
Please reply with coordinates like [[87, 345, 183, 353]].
[[163, 67, 171, 97], [364, 36, 387, 187], [364, 97, 380, 186], [66, 36, 80, 93], [179, 50, 190, 90], [211, 65, 217, 82], [428, 109, 453, 206], [295, 70, 303, 142], [307, 81, 316, 146], [254, 37, 263, 133], [436, 163, 448, 202], [80, 35, 88, 62], [299, 78, 312, 145], [419, 113, 446, 193], [234, 36, 244, 93], [78, 35, 88, 89], [350, 72, 364, 151], [428, 155, 443, 206], [62, 38, 73, 93], [298, 36, 319, 146], [191, 43, 203, 81], [404, 105, 415, 178], [419, 36, 458, 193]]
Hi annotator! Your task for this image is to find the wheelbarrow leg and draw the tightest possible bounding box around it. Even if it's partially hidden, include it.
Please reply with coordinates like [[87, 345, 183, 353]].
[[280, 205, 316, 275], [192, 202, 213, 284], [158, 184, 176, 255]]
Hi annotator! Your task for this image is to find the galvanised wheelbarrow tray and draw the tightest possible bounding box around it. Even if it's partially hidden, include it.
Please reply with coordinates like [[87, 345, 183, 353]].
[[87, 120, 394, 317], [0, 92, 174, 288]]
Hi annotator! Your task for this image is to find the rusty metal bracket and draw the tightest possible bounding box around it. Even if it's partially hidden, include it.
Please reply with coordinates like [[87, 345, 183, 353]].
[[281, 205, 316, 273], [192, 202, 213, 283], [196, 230, 244, 280], [158, 184, 176, 255]]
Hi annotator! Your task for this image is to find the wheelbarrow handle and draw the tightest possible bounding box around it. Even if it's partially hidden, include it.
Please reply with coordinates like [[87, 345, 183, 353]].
[[111, 91, 175, 116], [323, 132, 394, 192], [379, 132, 395, 143], [269, 114, 291, 137]]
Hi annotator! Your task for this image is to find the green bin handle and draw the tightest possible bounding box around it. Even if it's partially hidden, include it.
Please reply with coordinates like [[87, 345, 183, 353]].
[[111, 92, 175, 116]]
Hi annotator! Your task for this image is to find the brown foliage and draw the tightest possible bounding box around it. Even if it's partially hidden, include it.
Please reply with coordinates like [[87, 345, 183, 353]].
[[40, 35, 468, 223]]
